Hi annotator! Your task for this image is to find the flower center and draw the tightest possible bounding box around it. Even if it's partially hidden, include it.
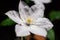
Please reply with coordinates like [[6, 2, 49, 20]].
[[26, 17, 33, 24]]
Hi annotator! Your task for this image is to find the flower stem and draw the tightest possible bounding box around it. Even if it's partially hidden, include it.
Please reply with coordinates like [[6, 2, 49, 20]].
[[21, 37, 23, 40]]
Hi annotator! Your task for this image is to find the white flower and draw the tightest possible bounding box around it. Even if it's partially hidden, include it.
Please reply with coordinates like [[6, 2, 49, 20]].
[[5, 0, 53, 37]]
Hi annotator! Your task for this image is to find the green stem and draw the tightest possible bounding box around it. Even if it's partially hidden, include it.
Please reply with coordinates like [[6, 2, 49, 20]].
[[21, 37, 23, 40]]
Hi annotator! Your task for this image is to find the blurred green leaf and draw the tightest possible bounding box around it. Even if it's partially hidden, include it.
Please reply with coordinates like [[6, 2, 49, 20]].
[[49, 11, 60, 21], [0, 18, 16, 27], [47, 29, 55, 40], [25, 0, 30, 3]]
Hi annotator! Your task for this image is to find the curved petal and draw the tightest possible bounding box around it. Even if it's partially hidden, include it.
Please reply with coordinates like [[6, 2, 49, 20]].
[[5, 10, 23, 24], [30, 4, 44, 20], [41, 0, 51, 3], [19, 0, 31, 21], [15, 24, 30, 37], [31, 0, 51, 4], [33, 18, 53, 30], [31, 3, 45, 10], [31, 0, 42, 4], [29, 25, 47, 37]]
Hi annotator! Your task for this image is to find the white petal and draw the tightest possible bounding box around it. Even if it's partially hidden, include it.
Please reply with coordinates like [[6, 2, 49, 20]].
[[5, 10, 23, 24], [30, 4, 44, 20], [19, 0, 31, 21], [31, 0, 51, 4], [15, 24, 30, 37], [33, 18, 53, 30], [41, 0, 51, 3], [31, 3, 45, 10], [31, 10, 44, 19], [31, 0, 42, 4], [29, 25, 47, 37]]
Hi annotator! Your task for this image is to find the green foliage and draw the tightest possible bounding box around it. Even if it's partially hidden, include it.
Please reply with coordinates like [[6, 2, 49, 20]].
[[0, 18, 16, 27], [49, 11, 60, 21], [47, 29, 55, 40], [25, 0, 30, 3]]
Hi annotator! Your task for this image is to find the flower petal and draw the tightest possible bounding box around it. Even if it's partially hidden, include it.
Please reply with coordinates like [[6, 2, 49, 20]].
[[29, 25, 47, 37], [41, 0, 51, 3], [33, 18, 53, 30], [31, 0, 42, 4], [31, 3, 45, 10], [15, 24, 30, 37], [5, 10, 23, 24], [19, 1, 31, 21], [32, 0, 51, 4], [30, 4, 44, 20]]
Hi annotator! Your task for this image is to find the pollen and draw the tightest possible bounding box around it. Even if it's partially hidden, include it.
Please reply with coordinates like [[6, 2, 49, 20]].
[[26, 18, 33, 24]]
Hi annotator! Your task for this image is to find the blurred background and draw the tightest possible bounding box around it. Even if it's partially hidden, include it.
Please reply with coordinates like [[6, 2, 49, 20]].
[[0, 0, 60, 40]]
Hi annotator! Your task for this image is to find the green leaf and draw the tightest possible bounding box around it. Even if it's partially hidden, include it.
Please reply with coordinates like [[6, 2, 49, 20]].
[[0, 18, 16, 27], [25, 0, 30, 3], [49, 11, 60, 21], [47, 29, 55, 40]]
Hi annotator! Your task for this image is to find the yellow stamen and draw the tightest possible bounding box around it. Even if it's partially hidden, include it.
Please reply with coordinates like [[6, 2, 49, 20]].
[[26, 17, 33, 24]]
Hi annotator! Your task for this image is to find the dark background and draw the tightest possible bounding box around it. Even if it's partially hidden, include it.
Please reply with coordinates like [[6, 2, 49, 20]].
[[0, 0, 60, 40]]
